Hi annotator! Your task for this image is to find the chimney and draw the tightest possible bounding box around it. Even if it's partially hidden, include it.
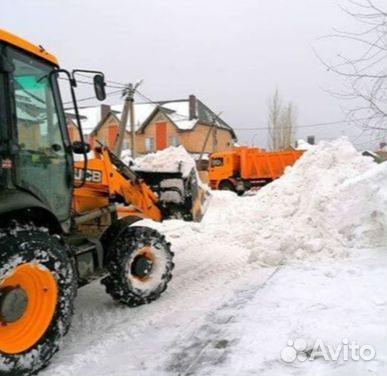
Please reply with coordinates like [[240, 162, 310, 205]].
[[379, 142, 386, 150], [100, 104, 111, 120], [189, 94, 197, 120], [307, 135, 315, 145]]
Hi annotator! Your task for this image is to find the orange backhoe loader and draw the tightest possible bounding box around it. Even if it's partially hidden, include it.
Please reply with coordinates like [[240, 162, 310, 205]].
[[0, 29, 205, 375]]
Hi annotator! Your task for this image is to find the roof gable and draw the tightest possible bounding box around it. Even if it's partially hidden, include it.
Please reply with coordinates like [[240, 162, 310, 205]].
[[73, 96, 236, 138], [90, 111, 121, 136]]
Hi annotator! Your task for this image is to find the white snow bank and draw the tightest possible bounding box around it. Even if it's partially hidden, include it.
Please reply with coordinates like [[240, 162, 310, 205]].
[[133, 146, 196, 178], [196, 138, 386, 267], [120, 149, 133, 166], [296, 139, 315, 150]]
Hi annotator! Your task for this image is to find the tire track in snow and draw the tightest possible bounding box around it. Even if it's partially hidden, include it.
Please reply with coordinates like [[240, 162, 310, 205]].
[[165, 267, 280, 376], [41, 231, 257, 375]]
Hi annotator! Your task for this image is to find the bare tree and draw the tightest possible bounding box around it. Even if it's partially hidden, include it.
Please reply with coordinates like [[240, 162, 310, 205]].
[[268, 89, 297, 150], [317, 0, 387, 131], [268, 88, 282, 150], [279, 102, 297, 149]]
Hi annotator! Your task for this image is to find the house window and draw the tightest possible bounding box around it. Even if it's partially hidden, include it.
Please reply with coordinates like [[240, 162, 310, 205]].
[[169, 136, 179, 147], [122, 139, 130, 150], [145, 137, 154, 152]]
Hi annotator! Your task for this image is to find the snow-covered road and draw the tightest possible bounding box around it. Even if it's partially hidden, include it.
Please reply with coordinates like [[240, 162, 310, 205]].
[[41, 140, 387, 375], [42, 239, 386, 376]]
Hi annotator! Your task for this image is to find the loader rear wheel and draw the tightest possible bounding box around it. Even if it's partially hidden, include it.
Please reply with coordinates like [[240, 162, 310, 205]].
[[101, 226, 174, 307], [0, 225, 76, 376]]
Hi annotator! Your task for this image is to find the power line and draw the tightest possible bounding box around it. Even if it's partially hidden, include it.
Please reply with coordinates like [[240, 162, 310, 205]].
[[136, 90, 175, 117], [353, 136, 386, 147], [72, 72, 128, 88], [106, 79, 127, 87], [136, 90, 197, 121], [63, 89, 123, 107], [233, 117, 377, 131], [58, 76, 125, 90], [135, 90, 154, 104]]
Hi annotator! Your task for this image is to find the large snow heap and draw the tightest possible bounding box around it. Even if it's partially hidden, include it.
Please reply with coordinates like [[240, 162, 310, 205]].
[[203, 138, 387, 266]]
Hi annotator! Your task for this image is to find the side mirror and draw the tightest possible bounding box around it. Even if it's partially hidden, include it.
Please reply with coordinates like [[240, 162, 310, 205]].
[[93, 74, 106, 101], [72, 141, 91, 154]]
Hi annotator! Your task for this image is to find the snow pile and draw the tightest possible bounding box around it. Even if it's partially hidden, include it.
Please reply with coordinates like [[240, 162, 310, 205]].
[[201, 139, 386, 266], [120, 149, 133, 166], [134, 146, 196, 178], [295, 138, 315, 150]]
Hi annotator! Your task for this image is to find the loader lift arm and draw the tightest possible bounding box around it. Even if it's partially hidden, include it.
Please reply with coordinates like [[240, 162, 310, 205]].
[[72, 145, 163, 222]]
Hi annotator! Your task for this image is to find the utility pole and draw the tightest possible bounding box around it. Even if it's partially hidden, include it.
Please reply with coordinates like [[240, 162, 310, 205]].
[[198, 112, 222, 162], [114, 80, 142, 158]]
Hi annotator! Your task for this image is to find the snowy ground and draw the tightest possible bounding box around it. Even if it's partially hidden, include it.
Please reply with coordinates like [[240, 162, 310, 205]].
[[43, 218, 386, 375], [42, 140, 387, 376], [41, 218, 387, 376]]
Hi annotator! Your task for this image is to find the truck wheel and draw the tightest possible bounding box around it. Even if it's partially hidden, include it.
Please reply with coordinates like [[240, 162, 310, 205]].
[[218, 180, 236, 192], [101, 226, 174, 307], [0, 224, 76, 376]]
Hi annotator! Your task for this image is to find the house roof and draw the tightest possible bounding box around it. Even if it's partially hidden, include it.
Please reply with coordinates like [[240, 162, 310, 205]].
[[154, 98, 234, 134], [70, 106, 105, 134], [71, 96, 236, 138]]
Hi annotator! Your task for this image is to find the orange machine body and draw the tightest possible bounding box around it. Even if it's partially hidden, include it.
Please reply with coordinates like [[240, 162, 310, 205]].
[[72, 147, 162, 222], [0, 28, 58, 65], [208, 146, 303, 191]]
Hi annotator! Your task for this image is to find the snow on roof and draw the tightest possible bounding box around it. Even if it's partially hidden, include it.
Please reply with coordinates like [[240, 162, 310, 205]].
[[167, 112, 197, 130], [75, 107, 105, 134], [72, 103, 164, 135], [72, 97, 234, 135], [111, 103, 157, 130], [160, 101, 190, 118]]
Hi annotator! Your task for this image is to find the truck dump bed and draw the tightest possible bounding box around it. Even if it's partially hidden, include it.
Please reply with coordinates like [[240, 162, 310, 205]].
[[239, 148, 303, 179], [208, 146, 304, 192]]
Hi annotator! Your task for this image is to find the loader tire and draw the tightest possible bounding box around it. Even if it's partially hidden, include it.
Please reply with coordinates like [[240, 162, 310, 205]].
[[0, 224, 77, 376], [101, 226, 174, 307]]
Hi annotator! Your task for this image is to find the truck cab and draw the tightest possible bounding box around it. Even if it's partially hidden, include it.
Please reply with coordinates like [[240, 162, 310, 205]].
[[208, 150, 238, 190]]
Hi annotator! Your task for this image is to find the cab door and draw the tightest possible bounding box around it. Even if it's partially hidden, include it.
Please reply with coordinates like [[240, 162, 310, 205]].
[[9, 48, 72, 221]]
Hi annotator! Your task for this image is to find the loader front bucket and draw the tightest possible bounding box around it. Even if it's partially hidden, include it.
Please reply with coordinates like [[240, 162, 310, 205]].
[[135, 169, 210, 222]]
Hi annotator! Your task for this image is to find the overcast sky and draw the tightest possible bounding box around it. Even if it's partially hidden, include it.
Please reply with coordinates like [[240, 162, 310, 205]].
[[1, 0, 385, 149]]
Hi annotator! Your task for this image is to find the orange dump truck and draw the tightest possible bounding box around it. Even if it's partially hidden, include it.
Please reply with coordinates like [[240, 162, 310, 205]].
[[208, 146, 303, 195]]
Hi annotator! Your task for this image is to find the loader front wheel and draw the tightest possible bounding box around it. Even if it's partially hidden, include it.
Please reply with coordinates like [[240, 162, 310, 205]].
[[102, 226, 174, 307], [0, 225, 76, 376]]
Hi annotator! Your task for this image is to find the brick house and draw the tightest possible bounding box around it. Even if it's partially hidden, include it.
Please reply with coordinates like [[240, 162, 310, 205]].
[[68, 95, 236, 156]]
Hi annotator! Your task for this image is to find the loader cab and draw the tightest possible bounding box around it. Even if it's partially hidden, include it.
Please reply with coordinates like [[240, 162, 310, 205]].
[[0, 40, 73, 224], [0, 29, 105, 231]]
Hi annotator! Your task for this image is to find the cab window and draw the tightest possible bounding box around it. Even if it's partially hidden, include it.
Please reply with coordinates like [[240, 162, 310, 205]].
[[9, 47, 72, 220], [211, 157, 223, 167]]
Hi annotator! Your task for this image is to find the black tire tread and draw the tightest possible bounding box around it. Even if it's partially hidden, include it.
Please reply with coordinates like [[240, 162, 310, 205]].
[[101, 226, 174, 307], [0, 222, 77, 376]]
